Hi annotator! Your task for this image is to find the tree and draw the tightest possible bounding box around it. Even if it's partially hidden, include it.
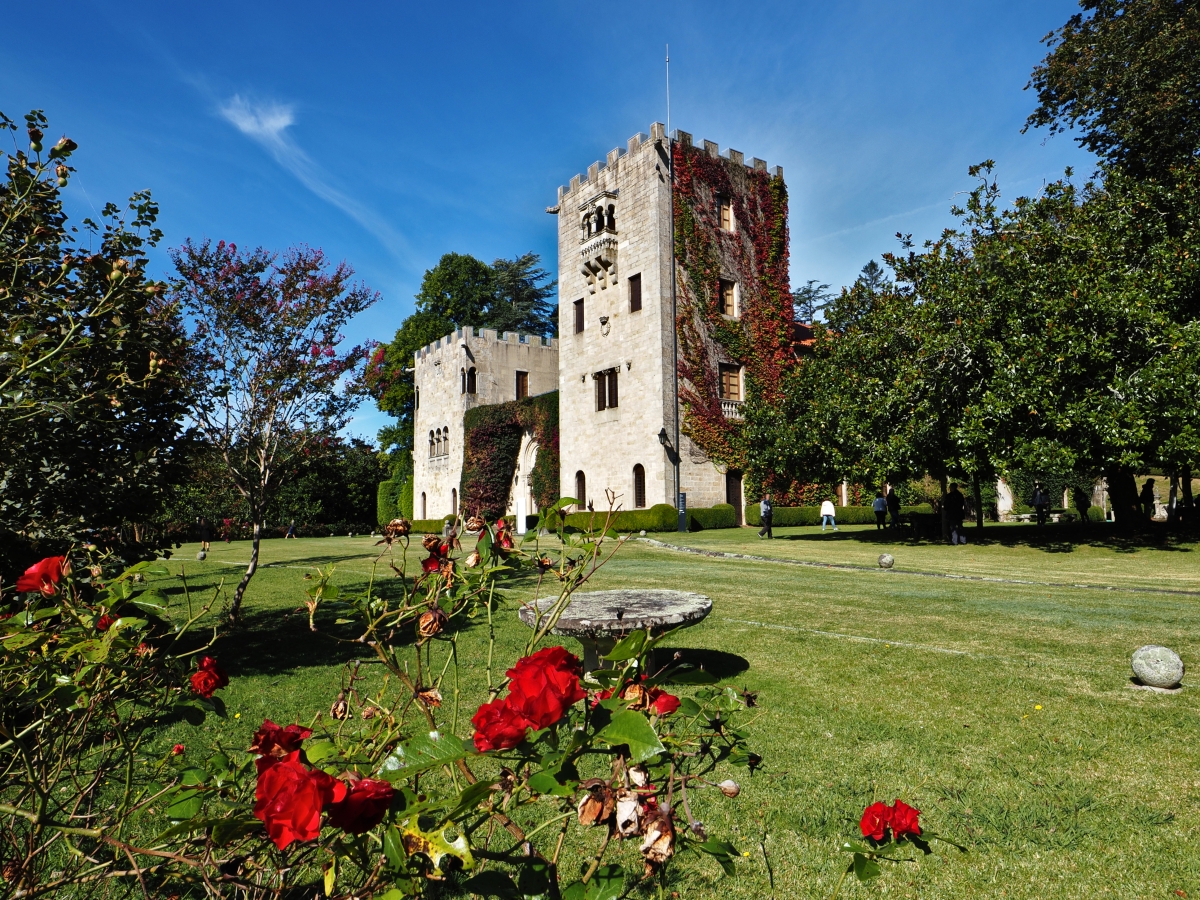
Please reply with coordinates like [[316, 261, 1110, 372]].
[[0, 110, 189, 570], [1025, 0, 1200, 180], [170, 240, 377, 617], [368, 251, 556, 476], [857, 260, 888, 293], [792, 279, 833, 322]]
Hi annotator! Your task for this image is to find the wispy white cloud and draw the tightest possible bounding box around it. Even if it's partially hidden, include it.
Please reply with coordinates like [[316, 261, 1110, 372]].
[[218, 94, 411, 262]]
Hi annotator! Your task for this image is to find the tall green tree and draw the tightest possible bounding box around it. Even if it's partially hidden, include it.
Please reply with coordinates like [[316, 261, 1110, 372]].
[[1025, 0, 1200, 181], [0, 110, 189, 569], [792, 279, 832, 322]]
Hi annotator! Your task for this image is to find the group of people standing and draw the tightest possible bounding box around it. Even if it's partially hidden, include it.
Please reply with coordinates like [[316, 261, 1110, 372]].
[[757, 484, 973, 545]]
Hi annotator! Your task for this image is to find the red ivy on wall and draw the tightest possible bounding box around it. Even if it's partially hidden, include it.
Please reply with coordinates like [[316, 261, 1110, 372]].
[[671, 142, 795, 488]]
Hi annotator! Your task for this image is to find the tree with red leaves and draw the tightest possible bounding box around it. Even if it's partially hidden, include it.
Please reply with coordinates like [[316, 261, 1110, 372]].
[[169, 240, 377, 618]]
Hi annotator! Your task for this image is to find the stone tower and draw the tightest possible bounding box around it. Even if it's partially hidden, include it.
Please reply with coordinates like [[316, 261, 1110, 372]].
[[552, 123, 788, 523]]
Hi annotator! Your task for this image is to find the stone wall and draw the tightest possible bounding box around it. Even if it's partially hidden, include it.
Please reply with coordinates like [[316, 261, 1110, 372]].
[[412, 327, 558, 520]]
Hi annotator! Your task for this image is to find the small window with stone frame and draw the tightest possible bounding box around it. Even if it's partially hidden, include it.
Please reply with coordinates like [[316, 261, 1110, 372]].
[[717, 196, 733, 232], [629, 273, 642, 312], [515, 370, 528, 400], [594, 368, 618, 411], [719, 364, 741, 401], [574, 298, 585, 334], [718, 280, 737, 317]]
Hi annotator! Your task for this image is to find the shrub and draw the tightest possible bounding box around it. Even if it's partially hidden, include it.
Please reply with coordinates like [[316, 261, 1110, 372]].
[[410, 516, 455, 534], [746, 504, 933, 526], [565, 503, 678, 533], [688, 503, 737, 531], [397, 475, 414, 519], [376, 480, 399, 526]]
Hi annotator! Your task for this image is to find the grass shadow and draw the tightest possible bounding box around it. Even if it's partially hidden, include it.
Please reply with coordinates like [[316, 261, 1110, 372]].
[[656, 647, 750, 681]]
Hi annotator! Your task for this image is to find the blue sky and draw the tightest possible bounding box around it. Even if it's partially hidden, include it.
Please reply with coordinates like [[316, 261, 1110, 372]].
[[1, 0, 1095, 440]]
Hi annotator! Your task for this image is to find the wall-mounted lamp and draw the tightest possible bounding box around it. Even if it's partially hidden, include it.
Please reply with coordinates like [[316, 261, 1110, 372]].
[[658, 428, 670, 447]]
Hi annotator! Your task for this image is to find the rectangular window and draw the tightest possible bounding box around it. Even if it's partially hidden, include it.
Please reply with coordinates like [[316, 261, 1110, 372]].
[[574, 298, 585, 334], [719, 364, 741, 401], [718, 197, 733, 232], [629, 273, 642, 312], [594, 368, 618, 411], [515, 370, 528, 400], [719, 280, 737, 317]]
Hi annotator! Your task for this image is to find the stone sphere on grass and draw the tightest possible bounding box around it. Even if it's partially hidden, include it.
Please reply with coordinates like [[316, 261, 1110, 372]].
[[1131, 645, 1184, 689], [196, 551, 207, 561], [878, 553, 895, 569]]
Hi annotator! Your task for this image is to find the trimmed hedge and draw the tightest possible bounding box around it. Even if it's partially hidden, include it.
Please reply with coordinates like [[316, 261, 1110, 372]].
[[411, 516, 456, 534], [565, 503, 678, 533], [746, 504, 933, 527], [688, 503, 736, 531], [376, 481, 399, 527]]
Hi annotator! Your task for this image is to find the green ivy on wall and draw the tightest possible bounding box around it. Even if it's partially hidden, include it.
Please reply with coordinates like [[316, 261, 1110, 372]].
[[460, 391, 560, 520]]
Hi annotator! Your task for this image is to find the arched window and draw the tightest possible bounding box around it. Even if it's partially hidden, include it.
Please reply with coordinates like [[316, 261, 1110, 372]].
[[420, 492, 427, 519], [606, 204, 616, 231], [466, 367, 477, 393], [633, 464, 646, 509], [451, 488, 458, 514], [461, 367, 466, 394], [429, 431, 435, 458], [582, 214, 591, 240], [575, 471, 586, 510], [593, 207, 605, 234], [443, 429, 449, 457], [434, 428, 442, 457]]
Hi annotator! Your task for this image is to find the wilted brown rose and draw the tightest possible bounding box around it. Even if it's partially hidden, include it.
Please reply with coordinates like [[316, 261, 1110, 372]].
[[621, 684, 650, 712], [615, 788, 641, 838], [330, 692, 350, 720], [439, 559, 455, 580], [465, 516, 485, 532], [418, 608, 448, 638], [464, 550, 481, 568], [577, 779, 616, 827], [641, 807, 676, 874], [536, 556, 553, 574], [360, 705, 378, 720], [386, 517, 411, 537], [717, 779, 741, 798], [627, 764, 650, 788], [416, 687, 443, 708], [422, 534, 441, 552]]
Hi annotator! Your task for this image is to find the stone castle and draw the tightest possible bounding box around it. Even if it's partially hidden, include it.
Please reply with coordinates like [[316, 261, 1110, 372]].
[[412, 123, 789, 529]]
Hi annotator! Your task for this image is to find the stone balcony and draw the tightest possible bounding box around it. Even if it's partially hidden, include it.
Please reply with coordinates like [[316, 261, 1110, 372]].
[[721, 399, 744, 419]]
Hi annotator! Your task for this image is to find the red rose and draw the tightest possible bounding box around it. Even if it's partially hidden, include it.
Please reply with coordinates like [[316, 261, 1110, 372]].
[[860, 801, 890, 842], [171, 744, 185, 755], [505, 646, 586, 731], [95, 614, 114, 632], [888, 799, 921, 838], [253, 751, 346, 850], [649, 690, 680, 717], [471, 697, 530, 751], [326, 777, 395, 833], [16, 556, 67, 596], [421, 555, 441, 574], [250, 719, 313, 770], [189, 656, 229, 699]]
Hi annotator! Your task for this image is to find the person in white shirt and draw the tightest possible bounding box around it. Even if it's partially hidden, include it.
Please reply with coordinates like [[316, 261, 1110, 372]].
[[820, 498, 838, 531]]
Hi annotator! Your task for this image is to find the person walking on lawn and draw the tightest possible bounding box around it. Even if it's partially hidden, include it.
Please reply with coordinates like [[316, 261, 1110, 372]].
[[886, 487, 901, 529], [820, 498, 838, 531], [872, 491, 887, 530], [758, 493, 774, 539], [1032, 482, 1050, 526], [945, 482, 967, 545]]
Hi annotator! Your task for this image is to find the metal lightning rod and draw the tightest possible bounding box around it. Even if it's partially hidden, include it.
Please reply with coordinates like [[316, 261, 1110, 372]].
[[666, 45, 685, 532]]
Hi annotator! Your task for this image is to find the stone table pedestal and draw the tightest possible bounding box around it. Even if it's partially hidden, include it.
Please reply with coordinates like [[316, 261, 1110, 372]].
[[518, 589, 712, 672]]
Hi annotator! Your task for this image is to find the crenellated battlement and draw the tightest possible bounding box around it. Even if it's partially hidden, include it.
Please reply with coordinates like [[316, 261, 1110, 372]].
[[414, 326, 558, 363], [556, 122, 782, 203]]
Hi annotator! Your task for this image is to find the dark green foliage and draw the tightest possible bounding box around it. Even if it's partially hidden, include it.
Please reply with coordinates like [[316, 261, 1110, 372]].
[[793, 279, 832, 323], [0, 110, 190, 572], [460, 392, 559, 520], [1005, 470, 1097, 515], [410, 516, 455, 533], [746, 505, 933, 527], [377, 480, 399, 526], [688, 504, 738, 531], [565, 504, 679, 533], [1025, 0, 1200, 181], [397, 475, 414, 519]]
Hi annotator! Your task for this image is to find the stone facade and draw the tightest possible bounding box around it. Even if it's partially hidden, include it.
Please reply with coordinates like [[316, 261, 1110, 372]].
[[412, 327, 557, 520], [553, 124, 785, 520]]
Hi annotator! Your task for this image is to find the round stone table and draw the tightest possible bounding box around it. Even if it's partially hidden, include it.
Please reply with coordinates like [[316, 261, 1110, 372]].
[[518, 589, 712, 672]]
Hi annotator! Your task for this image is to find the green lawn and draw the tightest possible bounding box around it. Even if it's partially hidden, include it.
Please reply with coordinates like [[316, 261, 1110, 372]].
[[153, 531, 1200, 899]]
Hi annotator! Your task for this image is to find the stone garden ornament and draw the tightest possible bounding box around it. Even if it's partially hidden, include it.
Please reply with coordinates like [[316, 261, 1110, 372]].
[[1130, 645, 1184, 691]]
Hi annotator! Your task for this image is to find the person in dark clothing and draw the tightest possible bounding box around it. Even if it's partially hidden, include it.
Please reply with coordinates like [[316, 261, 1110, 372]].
[[945, 483, 967, 544], [1031, 482, 1050, 526], [1072, 486, 1092, 525], [758, 494, 773, 539], [197, 516, 212, 552], [1139, 479, 1157, 521], [886, 487, 901, 529]]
